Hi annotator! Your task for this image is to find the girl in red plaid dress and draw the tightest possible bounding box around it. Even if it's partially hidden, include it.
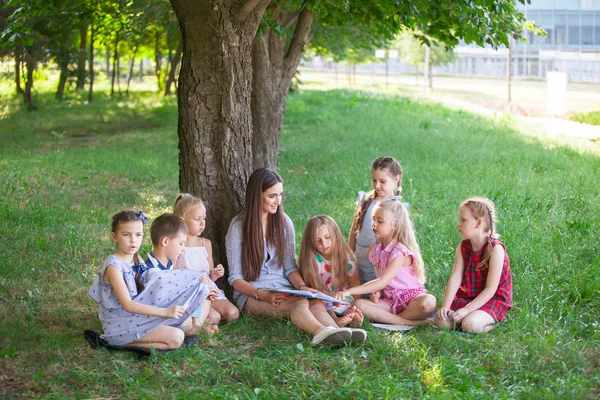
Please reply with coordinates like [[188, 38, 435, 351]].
[[436, 197, 513, 333]]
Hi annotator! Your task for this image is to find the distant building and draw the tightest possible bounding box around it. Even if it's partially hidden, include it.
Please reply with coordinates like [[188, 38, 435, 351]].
[[441, 0, 600, 82]]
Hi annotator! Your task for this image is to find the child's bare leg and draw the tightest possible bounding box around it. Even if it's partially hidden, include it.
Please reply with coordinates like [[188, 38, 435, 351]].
[[211, 299, 240, 322], [435, 314, 458, 330], [129, 325, 184, 350], [355, 298, 431, 326], [208, 307, 222, 325], [308, 299, 338, 328], [397, 294, 436, 321], [192, 299, 211, 328], [460, 310, 495, 334], [346, 306, 364, 327], [182, 317, 202, 336], [335, 309, 354, 327]]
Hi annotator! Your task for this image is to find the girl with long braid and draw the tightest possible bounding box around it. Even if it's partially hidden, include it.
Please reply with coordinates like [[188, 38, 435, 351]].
[[436, 197, 513, 333]]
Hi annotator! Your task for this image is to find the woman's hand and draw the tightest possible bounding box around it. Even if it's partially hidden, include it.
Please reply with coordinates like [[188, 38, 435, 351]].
[[262, 291, 288, 307], [210, 264, 225, 281], [370, 290, 381, 303], [164, 305, 185, 319], [437, 307, 454, 321]]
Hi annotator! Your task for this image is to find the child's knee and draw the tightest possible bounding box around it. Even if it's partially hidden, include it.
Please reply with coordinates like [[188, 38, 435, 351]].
[[226, 306, 240, 321], [168, 329, 185, 349], [461, 318, 488, 334], [420, 295, 437, 314]]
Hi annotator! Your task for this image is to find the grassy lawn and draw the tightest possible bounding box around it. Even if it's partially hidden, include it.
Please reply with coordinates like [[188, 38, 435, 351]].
[[0, 83, 599, 398]]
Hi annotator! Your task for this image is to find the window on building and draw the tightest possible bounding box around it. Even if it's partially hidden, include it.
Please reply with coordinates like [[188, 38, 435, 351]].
[[567, 12, 581, 45]]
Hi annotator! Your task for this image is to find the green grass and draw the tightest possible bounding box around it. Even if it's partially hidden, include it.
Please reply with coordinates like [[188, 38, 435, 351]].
[[1, 84, 599, 398], [570, 110, 600, 126]]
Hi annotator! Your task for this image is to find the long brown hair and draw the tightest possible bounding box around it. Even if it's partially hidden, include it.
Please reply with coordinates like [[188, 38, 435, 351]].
[[298, 215, 356, 293], [374, 199, 426, 282], [241, 168, 286, 282], [460, 197, 498, 269], [351, 157, 403, 236]]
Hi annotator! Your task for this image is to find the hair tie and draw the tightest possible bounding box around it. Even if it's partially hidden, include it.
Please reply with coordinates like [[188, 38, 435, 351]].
[[180, 193, 191, 199], [490, 233, 500, 240], [136, 210, 148, 225], [392, 195, 402, 201]]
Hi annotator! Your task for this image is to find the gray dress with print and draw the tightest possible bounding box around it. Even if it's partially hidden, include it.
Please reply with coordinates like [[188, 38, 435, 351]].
[[88, 254, 208, 346], [355, 192, 378, 284], [226, 213, 298, 310]]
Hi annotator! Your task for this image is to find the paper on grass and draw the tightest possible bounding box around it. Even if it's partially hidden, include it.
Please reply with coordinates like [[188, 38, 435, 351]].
[[371, 323, 414, 331]]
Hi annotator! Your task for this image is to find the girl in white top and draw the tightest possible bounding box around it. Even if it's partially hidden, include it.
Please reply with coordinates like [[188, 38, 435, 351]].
[[349, 156, 403, 284], [174, 193, 240, 327]]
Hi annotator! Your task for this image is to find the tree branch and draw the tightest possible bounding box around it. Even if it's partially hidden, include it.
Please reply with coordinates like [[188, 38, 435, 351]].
[[283, 5, 314, 79], [282, 10, 300, 29], [236, 0, 263, 21]]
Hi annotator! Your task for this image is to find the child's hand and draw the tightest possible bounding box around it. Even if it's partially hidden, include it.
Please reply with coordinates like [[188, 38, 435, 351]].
[[208, 287, 220, 301], [210, 264, 225, 281], [370, 291, 381, 303], [437, 307, 454, 321], [453, 308, 469, 323], [164, 305, 185, 319], [200, 273, 211, 283], [334, 291, 350, 301]]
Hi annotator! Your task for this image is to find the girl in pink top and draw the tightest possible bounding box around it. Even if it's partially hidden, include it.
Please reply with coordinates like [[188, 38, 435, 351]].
[[335, 198, 435, 326], [174, 193, 240, 328]]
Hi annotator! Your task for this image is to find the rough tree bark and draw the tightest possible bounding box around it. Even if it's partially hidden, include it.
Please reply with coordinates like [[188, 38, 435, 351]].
[[170, 0, 271, 263], [251, 5, 314, 170]]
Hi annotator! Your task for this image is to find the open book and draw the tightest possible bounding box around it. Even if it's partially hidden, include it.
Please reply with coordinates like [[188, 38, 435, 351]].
[[269, 288, 350, 306]]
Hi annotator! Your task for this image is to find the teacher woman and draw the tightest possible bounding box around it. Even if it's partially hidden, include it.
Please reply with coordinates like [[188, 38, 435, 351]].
[[226, 168, 364, 345]]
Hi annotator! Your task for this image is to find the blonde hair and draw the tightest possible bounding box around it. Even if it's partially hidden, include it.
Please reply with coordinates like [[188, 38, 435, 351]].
[[374, 199, 425, 282], [173, 193, 205, 218], [460, 197, 498, 269], [298, 215, 356, 293], [351, 157, 403, 236]]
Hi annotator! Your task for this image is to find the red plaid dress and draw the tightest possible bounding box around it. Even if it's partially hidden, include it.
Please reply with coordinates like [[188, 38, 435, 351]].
[[451, 239, 512, 322]]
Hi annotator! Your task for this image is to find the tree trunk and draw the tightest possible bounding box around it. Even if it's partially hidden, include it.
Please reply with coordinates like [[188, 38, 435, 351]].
[[14, 48, 23, 95], [111, 34, 119, 97], [251, 6, 314, 170], [88, 23, 95, 103], [23, 53, 35, 110], [170, 0, 270, 263], [105, 48, 110, 77], [139, 58, 143, 81], [76, 24, 87, 90], [126, 46, 138, 96], [164, 41, 182, 96], [154, 32, 163, 92], [56, 61, 69, 100]]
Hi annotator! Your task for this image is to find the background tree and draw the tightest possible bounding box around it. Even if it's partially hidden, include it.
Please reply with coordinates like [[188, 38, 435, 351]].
[[169, 0, 529, 262], [396, 31, 456, 89]]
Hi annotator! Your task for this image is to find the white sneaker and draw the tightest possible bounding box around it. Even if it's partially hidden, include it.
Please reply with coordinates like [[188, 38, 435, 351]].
[[349, 328, 367, 343], [311, 326, 352, 346]]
